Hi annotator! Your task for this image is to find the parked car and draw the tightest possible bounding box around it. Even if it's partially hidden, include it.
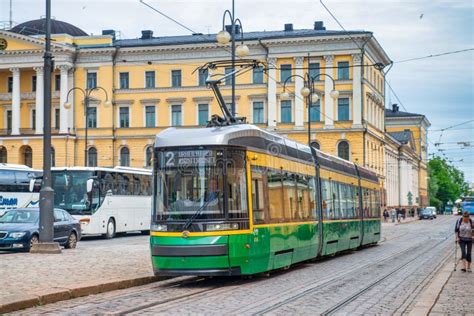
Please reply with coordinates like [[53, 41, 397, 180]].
[[419, 209, 434, 220], [425, 206, 437, 218], [0, 208, 81, 251]]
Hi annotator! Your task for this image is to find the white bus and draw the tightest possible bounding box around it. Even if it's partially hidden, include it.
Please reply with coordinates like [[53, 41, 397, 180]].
[[51, 167, 152, 238], [0, 164, 41, 213]]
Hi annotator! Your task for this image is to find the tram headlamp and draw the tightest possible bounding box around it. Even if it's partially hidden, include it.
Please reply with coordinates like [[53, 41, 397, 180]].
[[206, 223, 239, 231], [151, 224, 167, 232]]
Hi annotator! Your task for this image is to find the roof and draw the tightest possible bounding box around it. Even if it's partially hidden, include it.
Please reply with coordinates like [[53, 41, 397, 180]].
[[11, 18, 87, 37], [385, 104, 424, 118], [115, 29, 371, 48], [388, 131, 413, 145], [51, 166, 151, 175]]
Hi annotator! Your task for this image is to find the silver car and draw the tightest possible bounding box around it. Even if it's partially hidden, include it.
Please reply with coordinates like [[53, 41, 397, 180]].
[[425, 206, 437, 218]]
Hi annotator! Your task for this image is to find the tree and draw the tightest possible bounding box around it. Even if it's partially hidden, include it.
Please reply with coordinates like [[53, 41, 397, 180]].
[[428, 157, 469, 208]]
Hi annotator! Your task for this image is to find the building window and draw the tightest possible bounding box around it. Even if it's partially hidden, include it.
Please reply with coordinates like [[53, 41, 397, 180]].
[[145, 105, 155, 127], [198, 104, 208, 126], [21, 146, 33, 168], [171, 70, 181, 87], [7, 77, 13, 93], [309, 63, 320, 80], [87, 107, 97, 128], [198, 69, 208, 86], [310, 100, 321, 122], [310, 142, 320, 150], [87, 147, 97, 167], [338, 61, 349, 80], [32, 109, 36, 130], [32, 76, 37, 92], [145, 71, 155, 88], [87, 72, 97, 89], [55, 74, 61, 91], [225, 67, 233, 85], [51, 147, 55, 167], [253, 66, 264, 84], [145, 146, 153, 168], [253, 101, 264, 124], [0, 147, 7, 163], [119, 107, 130, 128], [119, 72, 129, 89], [338, 141, 350, 160], [120, 147, 130, 167], [55, 108, 60, 129], [280, 64, 292, 82], [171, 105, 182, 126], [281, 100, 292, 123], [6, 110, 12, 132], [338, 98, 350, 121]]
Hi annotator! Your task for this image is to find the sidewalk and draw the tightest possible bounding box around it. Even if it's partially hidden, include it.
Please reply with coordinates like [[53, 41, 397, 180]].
[[0, 236, 161, 313], [382, 215, 419, 226]]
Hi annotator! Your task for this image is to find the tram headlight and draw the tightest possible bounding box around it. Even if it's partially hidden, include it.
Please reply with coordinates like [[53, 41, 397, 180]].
[[206, 223, 239, 231], [151, 224, 167, 232]]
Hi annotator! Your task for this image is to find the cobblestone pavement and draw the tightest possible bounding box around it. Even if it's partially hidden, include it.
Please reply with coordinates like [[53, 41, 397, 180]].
[[0, 234, 153, 305], [13, 216, 464, 315]]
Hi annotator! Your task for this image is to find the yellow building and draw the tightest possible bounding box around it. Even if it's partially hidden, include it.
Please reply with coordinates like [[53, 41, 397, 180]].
[[0, 19, 394, 193]]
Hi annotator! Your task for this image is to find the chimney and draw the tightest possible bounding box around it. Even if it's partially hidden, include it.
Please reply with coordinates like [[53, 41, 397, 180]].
[[225, 24, 241, 34], [392, 104, 399, 112], [141, 30, 153, 40], [284, 23, 293, 31], [102, 29, 116, 40], [314, 21, 326, 30]]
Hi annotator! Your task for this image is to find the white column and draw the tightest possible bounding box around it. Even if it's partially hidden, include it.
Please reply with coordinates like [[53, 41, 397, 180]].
[[352, 54, 362, 127], [59, 65, 70, 133], [67, 69, 74, 129], [267, 58, 277, 128], [34, 67, 44, 134], [323, 55, 334, 127], [294, 57, 304, 127], [10, 68, 21, 135]]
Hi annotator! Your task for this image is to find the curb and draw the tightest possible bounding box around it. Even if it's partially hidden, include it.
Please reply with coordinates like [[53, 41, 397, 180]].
[[0, 275, 166, 314]]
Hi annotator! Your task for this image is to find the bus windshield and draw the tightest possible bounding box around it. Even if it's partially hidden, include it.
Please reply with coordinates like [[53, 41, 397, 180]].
[[52, 170, 93, 215], [153, 148, 248, 224]]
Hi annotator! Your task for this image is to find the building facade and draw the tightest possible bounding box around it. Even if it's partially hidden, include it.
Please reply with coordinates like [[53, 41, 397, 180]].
[[0, 19, 391, 179]]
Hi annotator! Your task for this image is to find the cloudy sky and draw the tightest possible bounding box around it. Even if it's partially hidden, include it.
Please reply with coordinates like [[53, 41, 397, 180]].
[[2, 0, 473, 181]]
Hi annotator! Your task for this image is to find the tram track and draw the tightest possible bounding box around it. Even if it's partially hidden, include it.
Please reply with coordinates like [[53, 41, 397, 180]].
[[253, 229, 453, 315]]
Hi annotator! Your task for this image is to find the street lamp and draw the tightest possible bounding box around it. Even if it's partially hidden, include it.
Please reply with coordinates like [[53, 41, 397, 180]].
[[281, 73, 338, 148], [216, 0, 249, 117], [64, 87, 111, 166]]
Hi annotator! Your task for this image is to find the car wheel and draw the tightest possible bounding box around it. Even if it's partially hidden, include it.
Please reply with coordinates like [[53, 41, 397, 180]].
[[28, 235, 39, 252], [65, 232, 77, 249], [105, 218, 116, 239]]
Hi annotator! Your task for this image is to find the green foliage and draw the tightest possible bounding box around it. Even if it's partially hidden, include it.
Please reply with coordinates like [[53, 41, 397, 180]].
[[428, 157, 469, 208]]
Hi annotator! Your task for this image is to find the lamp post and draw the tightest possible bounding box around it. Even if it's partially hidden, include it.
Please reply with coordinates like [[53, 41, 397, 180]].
[[281, 73, 338, 148], [63, 87, 111, 166], [216, 0, 249, 117]]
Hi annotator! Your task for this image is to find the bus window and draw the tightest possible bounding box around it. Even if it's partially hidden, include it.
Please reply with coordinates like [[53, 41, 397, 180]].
[[0, 170, 15, 192], [268, 171, 284, 222], [14, 171, 31, 192]]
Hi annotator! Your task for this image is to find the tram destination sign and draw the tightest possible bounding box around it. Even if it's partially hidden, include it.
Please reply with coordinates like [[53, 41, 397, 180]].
[[164, 150, 216, 167]]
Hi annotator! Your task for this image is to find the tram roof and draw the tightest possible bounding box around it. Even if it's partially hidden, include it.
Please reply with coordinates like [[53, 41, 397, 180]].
[[155, 125, 378, 183], [0, 163, 40, 172]]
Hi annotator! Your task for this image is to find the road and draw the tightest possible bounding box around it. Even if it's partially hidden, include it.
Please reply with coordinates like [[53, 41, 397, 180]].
[[12, 216, 457, 315]]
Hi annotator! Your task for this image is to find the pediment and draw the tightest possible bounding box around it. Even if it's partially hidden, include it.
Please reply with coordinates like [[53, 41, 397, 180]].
[[0, 30, 69, 52]]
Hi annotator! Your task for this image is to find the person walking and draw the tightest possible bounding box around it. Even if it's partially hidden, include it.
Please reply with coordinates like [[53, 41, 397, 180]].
[[455, 211, 473, 272], [383, 209, 389, 222]]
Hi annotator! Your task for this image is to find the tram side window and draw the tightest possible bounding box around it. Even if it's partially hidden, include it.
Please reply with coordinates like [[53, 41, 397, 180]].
[[354, 186, 360, 217], [295, 176, 311, 220], [268, 171, 284, 222], [227, 167, 248, 219], [339, 183, 350, 219], [363, 188, 370, 218], [308, 177, 317, 220], [321, 179, 333, 220], [331, 181, 342, 219], [251, 170, 267, 224], [282, 173, 297, 221]]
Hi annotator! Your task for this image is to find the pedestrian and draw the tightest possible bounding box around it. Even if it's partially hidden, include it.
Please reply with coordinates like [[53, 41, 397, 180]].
[[455, 211, 473, 272], [391, 208, 396, 223], [402, 208, 406, 220], [396, 208, 401, 223], [383, 209, 389, 222]]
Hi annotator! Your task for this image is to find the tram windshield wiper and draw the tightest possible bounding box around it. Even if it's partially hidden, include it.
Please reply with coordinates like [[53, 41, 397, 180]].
[[182, 193, 219, 231]]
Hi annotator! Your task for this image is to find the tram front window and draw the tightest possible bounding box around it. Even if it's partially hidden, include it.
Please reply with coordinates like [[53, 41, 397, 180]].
[[153, 148, 248, 231]]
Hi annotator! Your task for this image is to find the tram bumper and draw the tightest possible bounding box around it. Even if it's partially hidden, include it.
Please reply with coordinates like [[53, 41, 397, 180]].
[[150, 235, 241, 276]]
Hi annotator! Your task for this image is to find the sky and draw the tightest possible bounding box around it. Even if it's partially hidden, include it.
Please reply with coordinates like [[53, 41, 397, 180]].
[[1, 0, 473, 181]]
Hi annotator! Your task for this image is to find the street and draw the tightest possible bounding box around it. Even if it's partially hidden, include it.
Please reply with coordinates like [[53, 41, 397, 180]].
[[7, 216, 469, 315]]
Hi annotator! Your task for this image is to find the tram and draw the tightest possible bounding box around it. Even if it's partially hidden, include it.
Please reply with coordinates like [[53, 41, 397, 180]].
[[150, 60, 381, 276]]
